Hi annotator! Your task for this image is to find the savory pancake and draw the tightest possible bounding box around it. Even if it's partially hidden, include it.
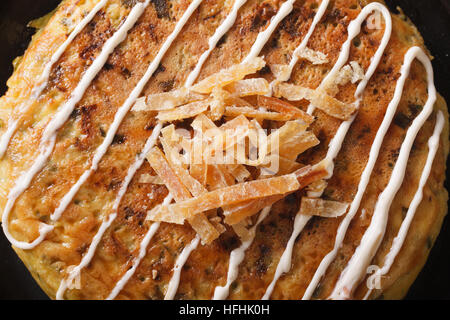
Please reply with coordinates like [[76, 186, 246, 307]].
[[0, 0, 448, 300]]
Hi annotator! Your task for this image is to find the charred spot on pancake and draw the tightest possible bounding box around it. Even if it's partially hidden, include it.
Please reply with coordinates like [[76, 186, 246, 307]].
[[79, 104, 98, 137], [70, 108, 81, 119], [159, 79, 175, 92], [154, 63, 166, 76], [255, 244, 271, 274], [121, 0, 139, 8], [356, 124, 371, 140], [151, 0, 170, 20], [80, 43, 101, 61], [104, 62, 115, 70], [112, 133, 126, 145], [87, 19, 97, 33], [393, 111, 411, 129], [124, 206, 137, 220], [323, 7, 345, 26], [280, 7, 308, 38], [48, 64, 68, 92], [108, 178, 122, 191], [218, 232, 240, 251], [217, 34, 227, 48], [121, 67, 132, 79], [124, 206, 145, 227], [258, 65, 271, 76], [250, 3, 276, 32]]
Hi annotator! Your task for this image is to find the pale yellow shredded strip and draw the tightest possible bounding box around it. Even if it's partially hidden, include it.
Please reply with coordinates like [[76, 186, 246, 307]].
[[273, 82, 356, 120], [192, 57, 266, 94], [224, 164, 329, 225], [298, 197, 349, 218], [225, 78, 270, 97], [146, 147, 220, 244], [225, 106, 295, 121], [133, 88, 206, 111], [157, 100, 210, 122], [257, 95, 314, 124], [147, 174, 301, 224]]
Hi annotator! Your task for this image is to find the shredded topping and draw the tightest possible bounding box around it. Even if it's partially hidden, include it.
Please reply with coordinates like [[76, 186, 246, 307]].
[[298, 197, 349, 218], [273, 82, 357, 120], [324, 61, 365, 96], [296, 47, 329, 65], [135, 59, 349, 243]]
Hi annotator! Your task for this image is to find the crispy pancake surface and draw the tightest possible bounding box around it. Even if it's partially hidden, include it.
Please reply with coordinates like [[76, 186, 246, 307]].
[[0, 0, 448, 300]]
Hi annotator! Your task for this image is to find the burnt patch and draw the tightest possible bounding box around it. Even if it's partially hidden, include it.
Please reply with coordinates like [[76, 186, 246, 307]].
[[159, 79, 175, 92], [112, 133, 126, 145], [124, 206, 137, 220], [218, 233, 239, 251], [79, 104, 98, 136], [107, 178, 122, 191], [255, 244, 271, 274], [217, 34, 227, 48], [151, 0, 170, 19], [80, 43, 100, 61], [154, 63, 166, 76], [356, 124, 371, 140], [121, 67, 132, 79], [48, 64, 68, 92], [70, 108, 81, 119], [393, 111, 412, 129], [323, 7, 346, 26], [250, 3, 276, 32], [258, 65, 271, 76], [121, 0, 139, 7], [104, 62, 115, 70]]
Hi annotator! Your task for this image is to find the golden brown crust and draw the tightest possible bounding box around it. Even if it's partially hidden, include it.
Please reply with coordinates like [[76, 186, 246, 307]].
[[0, 0, 448, 299]]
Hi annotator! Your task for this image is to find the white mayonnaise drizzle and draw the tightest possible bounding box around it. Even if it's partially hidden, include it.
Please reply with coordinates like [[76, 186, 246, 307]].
[[282, 0, 329, 82], [1, 0, 441, 301], [106, 194, 173, 300], [164, 234, 201, 300], [57, 0, 204, 299], [185, 0, 248, 87], [302, 3, 394, 300], [57, 122, 163, 300], [106, 0, 257, 299], [214, 0, 330, 300], [0, 0, 108, 158], [2, 0, 150, 250], [242, 0, 294, 64], [261, 212, 310, 299], [263, 2, 392, 300], [162, 0, 300, 300], [212, 0, 330, 300], [363, 110, 445, 300], [52, 0, 204, 221], [213, 206, 271, 299], [329, 46, 437, 299]]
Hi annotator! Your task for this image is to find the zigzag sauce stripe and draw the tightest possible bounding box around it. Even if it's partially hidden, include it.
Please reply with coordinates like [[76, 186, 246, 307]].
[[0, 0, 108, 157], [263, 2, 392, 300], [2, 0, 151, 250], [329, 47, 437, 299]]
